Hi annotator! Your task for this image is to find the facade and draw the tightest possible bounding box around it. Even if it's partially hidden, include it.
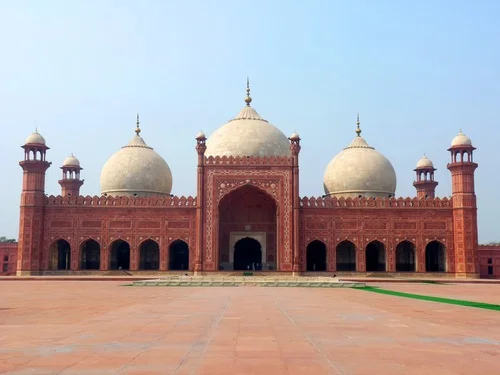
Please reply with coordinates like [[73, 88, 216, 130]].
[[0, 242, 18, 276], [16, 84, 482, 277], [478, 245, 500, 279]]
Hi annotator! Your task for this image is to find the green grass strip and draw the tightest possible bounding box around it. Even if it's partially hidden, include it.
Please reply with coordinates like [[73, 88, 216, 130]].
[[357, 286, 500, 311]]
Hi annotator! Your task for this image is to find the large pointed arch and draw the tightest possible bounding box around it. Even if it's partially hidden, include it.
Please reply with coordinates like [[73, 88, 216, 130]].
[[395, 240, 416, 272], [139, 239, 159, 270], [218, 184, 277, 271], [109, 239, 130, 270], [169, 239, 189, 270], [49, 239, 71, 270], [80, 239, 101, 270], [365, 240, 386, 272], [425, 240, 446, 272], [336, 240, 356, 271], [306, 240, 327, 271]]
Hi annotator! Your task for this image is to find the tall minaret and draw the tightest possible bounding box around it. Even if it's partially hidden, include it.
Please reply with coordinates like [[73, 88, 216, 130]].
[[17, 130, 51, 275], [447, 130, 479, 278], [413, 155, 438, 198], [58, 154, 84, 197]]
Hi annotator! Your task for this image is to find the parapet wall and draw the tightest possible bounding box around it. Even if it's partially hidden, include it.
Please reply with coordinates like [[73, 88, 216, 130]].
[[44, 195, 197, 207], [204, 155, 293, 166], [300, 196, 452, 208]]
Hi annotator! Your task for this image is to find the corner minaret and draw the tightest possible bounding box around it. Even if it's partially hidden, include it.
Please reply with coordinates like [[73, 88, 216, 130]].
[[289, 131, 301, 274], [58, 154, 84, 197], [194, 130, 207, 274], [18, 130, 52, 275], [447, 130, 479, 278], [413, 155, 438, 198]]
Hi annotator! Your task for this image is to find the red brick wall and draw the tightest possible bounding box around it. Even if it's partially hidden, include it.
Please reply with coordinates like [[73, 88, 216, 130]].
[[0, 242, 18, 275], [478, 245, 500, 278]]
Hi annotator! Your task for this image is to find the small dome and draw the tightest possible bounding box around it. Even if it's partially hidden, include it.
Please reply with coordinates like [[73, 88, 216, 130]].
[[205, 83, 290, 157], [196, 131, 206, 140], [323, 128, 397, 199], [451, 130, 472, 147], [25, 131, 46, 145], [63, 154, 80, 167], [289, 132, 300, 140], [416, 155, 434, 169], [100, 130, 172, 197]]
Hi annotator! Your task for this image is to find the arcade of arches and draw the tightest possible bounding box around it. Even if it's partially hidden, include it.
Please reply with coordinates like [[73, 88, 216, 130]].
[[218, 185, 277, 271], [49, 238, 190, 271], [47, 236, 447, 273]]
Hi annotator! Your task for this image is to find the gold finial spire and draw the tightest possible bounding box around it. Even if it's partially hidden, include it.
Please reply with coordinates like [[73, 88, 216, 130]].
[[355, 113, 362, 136], [135, 113, 141, 135], [35, 126, 38, 133], [244, 76, 252, 106]]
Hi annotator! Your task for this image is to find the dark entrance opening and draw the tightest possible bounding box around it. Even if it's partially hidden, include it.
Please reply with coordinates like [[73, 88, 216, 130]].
[[395, 241, 416, 272], [306, 240, 327, 271], [51, 239, 71, 270], [139, 239, 159, 270], [110, 240, 130, 270], [366, 241, 386, 271], [336, 240, 356, 271], [234, 237, 262, 271], [425, 240, 446, 272], [80, 239, 100, 270], [169, 240, 189, 270]]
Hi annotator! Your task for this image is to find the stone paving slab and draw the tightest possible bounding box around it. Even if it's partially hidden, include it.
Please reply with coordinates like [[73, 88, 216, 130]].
[[0, 281, 499, 374]]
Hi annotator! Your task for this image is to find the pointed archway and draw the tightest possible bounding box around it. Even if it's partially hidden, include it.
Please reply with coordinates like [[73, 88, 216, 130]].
[[366, 240, 386, 271], [139, 239, 159, 270], [234, 237, 262, 271], [169, 240, 189, 270], [336, 240, 356, 271], [396, 240, 416, 272], [218, 185, 277, 271], [49, 239, 71, 270], [425, 240, 446, 272], [306, 240, 327, 271], [80, 239, 100, 270], [109, 239, 130, 270]]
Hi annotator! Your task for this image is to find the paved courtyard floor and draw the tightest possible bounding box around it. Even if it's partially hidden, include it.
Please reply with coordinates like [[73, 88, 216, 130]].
[[0, 281, 499, 375]]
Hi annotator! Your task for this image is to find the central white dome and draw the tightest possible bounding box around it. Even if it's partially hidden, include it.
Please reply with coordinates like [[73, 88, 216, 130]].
[[205, 86, 290, 157], [323, 121, 397, 198], [100, 125, 172, 197]]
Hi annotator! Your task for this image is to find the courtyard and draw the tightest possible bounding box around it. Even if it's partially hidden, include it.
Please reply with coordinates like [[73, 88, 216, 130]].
[[0, 281, 499, 375]]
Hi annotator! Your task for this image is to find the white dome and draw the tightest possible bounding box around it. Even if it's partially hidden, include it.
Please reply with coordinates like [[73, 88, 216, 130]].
[[100, 131, 172, 197], [63, 154, 80, 167], [416, 155, 434, 169], [25, 131, 46, 145], [451, 130, 472, 147], [205, 88, 290, 157], [323, 134, 397, 198]]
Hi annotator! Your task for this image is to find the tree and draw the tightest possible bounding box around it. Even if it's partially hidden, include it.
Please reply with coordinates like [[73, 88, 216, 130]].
[[484, 241, 500, 246], [0, 236, 16, 243]]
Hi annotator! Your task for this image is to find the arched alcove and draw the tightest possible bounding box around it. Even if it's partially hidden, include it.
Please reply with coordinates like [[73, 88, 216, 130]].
[[234, 237, 262, 271], [139, 239, 159, 270], [169, 240, 189, 270], [109, 240, 130, 270], [80, 239, 100, 270], [336, 240, 356, 271], [395, 241, 416, 272], [425, 240, 446, 272], [306, 240, 327, 271], [49, 239, 71, 270], [365, 240, 386, 272]]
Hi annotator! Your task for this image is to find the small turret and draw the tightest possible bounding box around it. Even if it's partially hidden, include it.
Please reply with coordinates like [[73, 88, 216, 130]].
[[58, 154, 84, 197], [413, 155, 438, 198]]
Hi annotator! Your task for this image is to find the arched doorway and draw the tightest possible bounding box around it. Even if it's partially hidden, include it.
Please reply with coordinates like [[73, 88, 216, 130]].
[[218, 185, 277, 271], [49, 239, 71, 270], [169, 240, 189, 270], [396, 241, 416, 272], [109, 240, 130, 270], [366, 241, 386, 271], [336, 240, 356, 271], [80, 239, 100, 270], [306, 240, 327, 271], [234, 237, 262, 271], [425, 240, 446, 272], [139, 239, 159, 270]]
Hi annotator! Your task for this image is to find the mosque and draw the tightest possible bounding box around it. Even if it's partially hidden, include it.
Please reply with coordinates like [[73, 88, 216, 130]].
[[16, 82, 480, 277]]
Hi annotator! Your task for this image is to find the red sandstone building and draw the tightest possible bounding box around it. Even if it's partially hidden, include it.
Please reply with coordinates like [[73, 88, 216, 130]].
[[15, 84, 487, 277]]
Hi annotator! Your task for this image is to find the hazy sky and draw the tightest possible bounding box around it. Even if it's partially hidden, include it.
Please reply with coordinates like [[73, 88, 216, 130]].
[[1, 0, 498, 242]]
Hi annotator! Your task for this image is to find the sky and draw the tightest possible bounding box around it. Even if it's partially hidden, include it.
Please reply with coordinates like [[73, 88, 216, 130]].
[[0, 0, 498, 242]]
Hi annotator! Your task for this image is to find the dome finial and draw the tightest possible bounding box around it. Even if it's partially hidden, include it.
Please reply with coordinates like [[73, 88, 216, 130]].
[[355, 113, 362, 136], [244, 76, 252, 106], [135, 113, 141, 135]]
